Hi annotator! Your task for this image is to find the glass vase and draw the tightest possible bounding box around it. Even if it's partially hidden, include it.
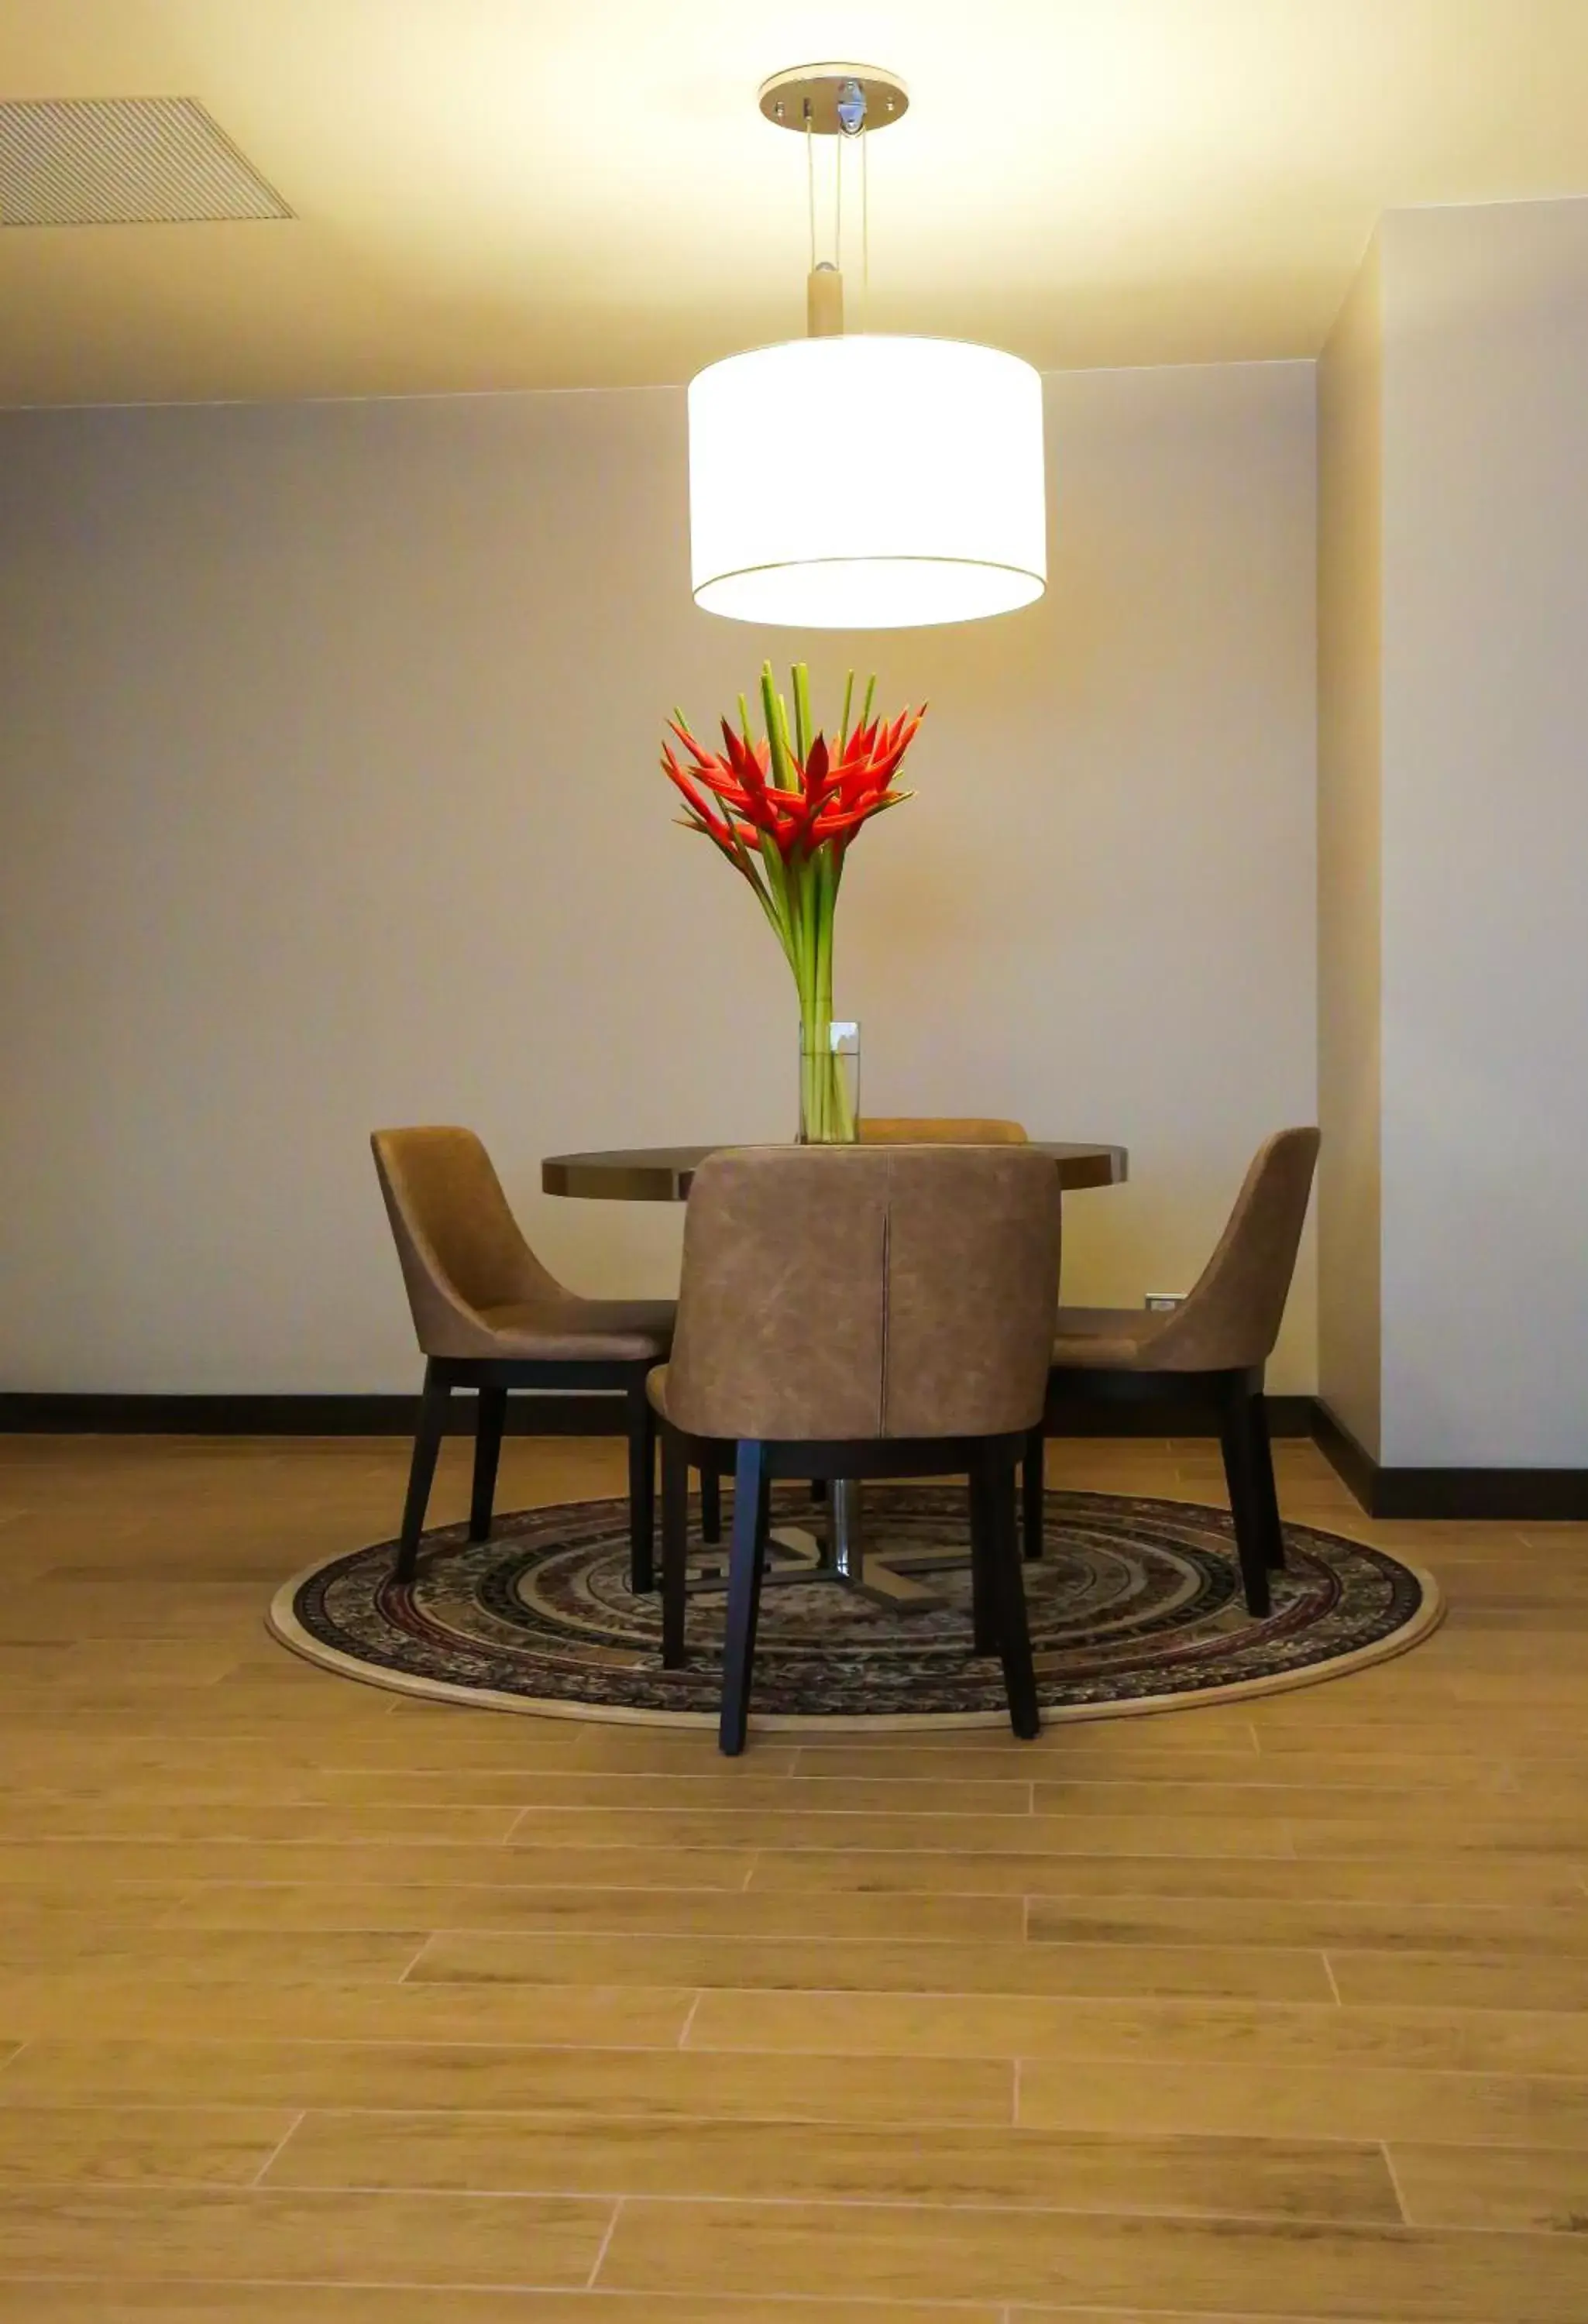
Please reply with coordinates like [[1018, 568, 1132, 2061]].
[[798, 1018, 860, 1144]]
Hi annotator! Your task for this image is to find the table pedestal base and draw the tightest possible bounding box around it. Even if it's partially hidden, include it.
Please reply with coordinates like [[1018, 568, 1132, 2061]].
[[761, 1479, 949, 1611], [829, 1478, 865, 1583]]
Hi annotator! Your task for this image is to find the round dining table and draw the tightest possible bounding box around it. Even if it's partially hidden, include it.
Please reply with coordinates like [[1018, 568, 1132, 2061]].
[[541, 1138, 1129, 1604], [543, 1141, 1127, 1203]]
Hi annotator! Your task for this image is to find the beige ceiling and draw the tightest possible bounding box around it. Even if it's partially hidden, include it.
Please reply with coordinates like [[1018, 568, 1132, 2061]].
[[5, 0, 1588, 405]]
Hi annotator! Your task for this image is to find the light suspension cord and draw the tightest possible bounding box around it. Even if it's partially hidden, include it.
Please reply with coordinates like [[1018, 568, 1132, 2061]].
[[861, 118, 869, 323], [834, 119, 842, 279], [806, 101, 816, 272]]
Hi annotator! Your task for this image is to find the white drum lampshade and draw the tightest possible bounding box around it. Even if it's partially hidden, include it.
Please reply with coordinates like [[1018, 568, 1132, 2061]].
[[688, 335, 1047, 629]]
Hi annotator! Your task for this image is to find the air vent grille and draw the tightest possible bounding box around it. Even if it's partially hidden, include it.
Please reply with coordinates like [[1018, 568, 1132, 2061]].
[[0, 97, 292, 226]]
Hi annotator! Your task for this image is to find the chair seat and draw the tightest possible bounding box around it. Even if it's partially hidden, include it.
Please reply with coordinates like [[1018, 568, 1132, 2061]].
[[1050, 1305, 1170, 1372], [1032, 1130, 1320, 1621], [472, 1298, 675, 1363]]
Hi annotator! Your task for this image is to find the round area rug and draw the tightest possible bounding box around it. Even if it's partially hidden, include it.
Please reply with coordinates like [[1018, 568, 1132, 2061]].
[[269, 1488, 1442, 1729]]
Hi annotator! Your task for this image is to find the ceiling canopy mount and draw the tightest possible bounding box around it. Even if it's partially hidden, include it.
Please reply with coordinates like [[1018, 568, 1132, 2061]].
[[756, 65, 909, 139]]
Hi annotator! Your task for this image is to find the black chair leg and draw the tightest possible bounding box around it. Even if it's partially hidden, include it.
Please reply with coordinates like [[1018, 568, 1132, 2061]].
[[985, 1444, 1040, 1739], [469, 1385, 507, 1543], [1247, 1381, 1287, 1570], [395, 1361, 450, 1583], [626, 1377, 656, 1596], [968, 1463, 1000, 1657], [699, 1463, 722, 1545], [809, 1477, 828, 1504], [1022, 1422, 1046, 1562], [1218, 1373, 1273, 1618], [661, 1427, 689, 1668], [720, 1440, 769, 1757]]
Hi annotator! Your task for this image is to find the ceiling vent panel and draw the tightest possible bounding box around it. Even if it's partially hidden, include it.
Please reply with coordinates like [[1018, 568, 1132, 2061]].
[[0, 97, 292, 226]]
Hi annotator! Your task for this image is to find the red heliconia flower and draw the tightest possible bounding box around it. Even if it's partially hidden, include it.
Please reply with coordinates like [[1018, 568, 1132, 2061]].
[[658, 665, 924, 1142], [801, 708, 925, 848], [661, 702, 923, 865]]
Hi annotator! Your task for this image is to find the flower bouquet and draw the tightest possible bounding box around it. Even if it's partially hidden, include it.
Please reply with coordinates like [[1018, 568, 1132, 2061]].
[[662, 663, 925, 1140]]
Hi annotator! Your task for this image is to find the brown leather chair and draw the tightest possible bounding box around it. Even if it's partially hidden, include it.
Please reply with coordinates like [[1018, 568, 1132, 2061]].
[[1026, 1128, 1320, 1614], [693, 1119, 1034, 1541], [648, 1144, 1061, 1754], [371, 1127, 674, 1593]]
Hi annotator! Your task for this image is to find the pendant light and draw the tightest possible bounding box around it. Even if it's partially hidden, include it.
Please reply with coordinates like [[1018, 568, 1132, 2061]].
[[688, 66, 1047, 631]]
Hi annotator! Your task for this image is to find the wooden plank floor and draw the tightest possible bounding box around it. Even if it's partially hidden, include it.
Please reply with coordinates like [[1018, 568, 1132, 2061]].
[[0, 1429, 1584, 2321]]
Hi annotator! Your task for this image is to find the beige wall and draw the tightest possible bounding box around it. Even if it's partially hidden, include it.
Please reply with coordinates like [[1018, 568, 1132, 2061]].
[[1377, 200, 1588, 1465], [1314, 196, 1588, 1468], [1316, 237, 1384, 1456], [0, 362, 1318, 1395]]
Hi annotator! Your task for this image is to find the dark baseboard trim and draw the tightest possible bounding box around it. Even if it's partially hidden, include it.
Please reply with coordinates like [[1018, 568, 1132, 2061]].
[[3, 1390, 1583, 1521], [1311, 1401, 1588, 1521], [0, 1392, 625, 1438], [1309, 1401, 1380, 1510], [0, 1389, 1318, 1444]]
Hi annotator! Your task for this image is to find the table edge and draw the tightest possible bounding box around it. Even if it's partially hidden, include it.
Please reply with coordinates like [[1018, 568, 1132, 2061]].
[[541, 1143, 1128, 1201]]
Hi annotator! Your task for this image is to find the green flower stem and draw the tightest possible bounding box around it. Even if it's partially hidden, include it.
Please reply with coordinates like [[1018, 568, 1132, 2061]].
[[697, 662, 877, 1142], [790, 843, 852, 1142]]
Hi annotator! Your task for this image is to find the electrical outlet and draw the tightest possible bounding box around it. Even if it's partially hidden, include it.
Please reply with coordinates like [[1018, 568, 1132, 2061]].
[[1143, 1292, 1184, 1313]]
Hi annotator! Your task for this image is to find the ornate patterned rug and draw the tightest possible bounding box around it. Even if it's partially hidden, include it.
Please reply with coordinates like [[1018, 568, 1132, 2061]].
[[269, 1487, 1442, 1729]]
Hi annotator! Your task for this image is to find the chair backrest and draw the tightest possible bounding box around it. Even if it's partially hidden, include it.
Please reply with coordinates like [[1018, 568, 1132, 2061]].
[[370, 1126, 561, 1355], [860, 1118, 1028, 1144], [663, 1144, 1061, 1442], [1149, 1128, 1322, 1373]]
